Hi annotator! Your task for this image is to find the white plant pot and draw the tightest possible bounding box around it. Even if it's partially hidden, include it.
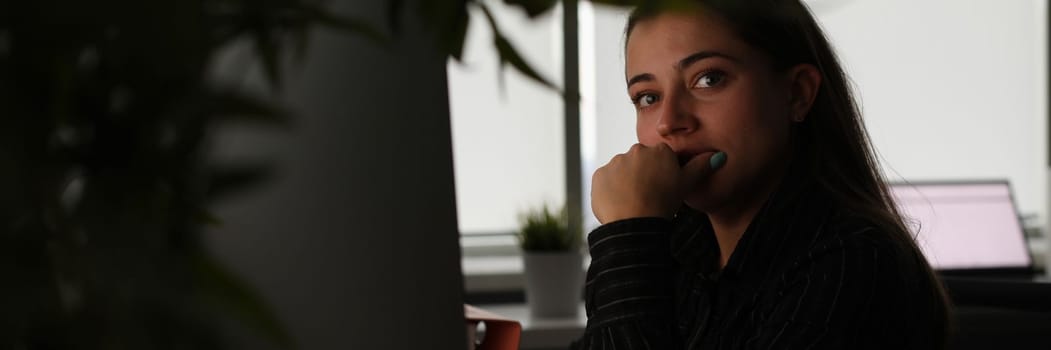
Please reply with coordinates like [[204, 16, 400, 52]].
[[523, 251, 584, 318]]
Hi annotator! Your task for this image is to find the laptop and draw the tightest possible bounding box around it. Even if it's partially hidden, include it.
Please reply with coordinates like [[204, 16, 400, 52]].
[[889, 181, 1051, 312], [888, 180, 1043, 279]]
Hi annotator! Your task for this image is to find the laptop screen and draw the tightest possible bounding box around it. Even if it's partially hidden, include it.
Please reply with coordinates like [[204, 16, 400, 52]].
[[889, 182, 1032, 271]]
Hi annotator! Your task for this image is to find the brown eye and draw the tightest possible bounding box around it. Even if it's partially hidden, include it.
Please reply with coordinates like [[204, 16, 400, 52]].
[[636, 94, 658, 107], [693, 71, 726, 88]]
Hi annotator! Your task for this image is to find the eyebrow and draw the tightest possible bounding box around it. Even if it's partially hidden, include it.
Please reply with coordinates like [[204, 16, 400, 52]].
[[626, 50, 739, 89]]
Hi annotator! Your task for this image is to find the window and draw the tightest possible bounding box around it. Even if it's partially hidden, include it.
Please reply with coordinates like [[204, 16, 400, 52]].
[[447, 0, 566, 293], [448, 1, 565, 238]]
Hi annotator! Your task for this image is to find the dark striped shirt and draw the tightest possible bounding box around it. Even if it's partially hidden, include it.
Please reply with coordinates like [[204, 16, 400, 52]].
[[572, 173, 944, 349]]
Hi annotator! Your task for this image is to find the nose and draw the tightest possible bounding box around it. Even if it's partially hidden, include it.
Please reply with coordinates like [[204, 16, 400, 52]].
[[655, 88, 698, 138]]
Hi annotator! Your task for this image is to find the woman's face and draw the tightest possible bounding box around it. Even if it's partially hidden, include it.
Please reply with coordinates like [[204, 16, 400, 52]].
[[625, 10, 796, 214]]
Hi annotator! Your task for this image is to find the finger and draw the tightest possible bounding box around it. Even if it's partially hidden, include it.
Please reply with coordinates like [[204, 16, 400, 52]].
[[628, 143, 645, 154], [681, 151, 726, 186], [652, 143, 677, 161], [636, 143, 676, 168]]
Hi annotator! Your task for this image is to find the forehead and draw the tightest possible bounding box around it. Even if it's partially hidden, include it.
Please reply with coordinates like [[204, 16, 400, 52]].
[[625, 11, 749, 75]]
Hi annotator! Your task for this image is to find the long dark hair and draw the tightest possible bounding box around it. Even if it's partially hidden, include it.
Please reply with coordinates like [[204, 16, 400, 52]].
[[626, 0, 951, 347]]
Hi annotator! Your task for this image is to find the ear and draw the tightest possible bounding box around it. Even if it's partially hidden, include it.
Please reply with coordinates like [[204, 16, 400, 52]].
[[785, 64, 822, 122]]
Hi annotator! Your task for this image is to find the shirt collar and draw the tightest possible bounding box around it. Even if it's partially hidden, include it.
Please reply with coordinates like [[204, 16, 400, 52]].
[[672, 163, 833, 282]]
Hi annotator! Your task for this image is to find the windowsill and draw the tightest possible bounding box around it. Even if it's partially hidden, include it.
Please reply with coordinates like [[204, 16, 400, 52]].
[[462, 255, 591, 293], [462, 256, 526, 292], [479, 303, 586, 350]]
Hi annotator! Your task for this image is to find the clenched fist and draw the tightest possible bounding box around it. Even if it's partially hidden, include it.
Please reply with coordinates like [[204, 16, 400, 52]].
[[591, 143, 725, 224]]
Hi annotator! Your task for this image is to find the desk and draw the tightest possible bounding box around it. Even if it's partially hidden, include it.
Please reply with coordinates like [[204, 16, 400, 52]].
[[944, 276, 1051, 312]]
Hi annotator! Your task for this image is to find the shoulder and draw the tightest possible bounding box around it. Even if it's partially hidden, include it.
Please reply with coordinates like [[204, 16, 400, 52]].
[[785, 210, 920, 280], [763, 212, 921, 318], [821, 208, 911, 252]]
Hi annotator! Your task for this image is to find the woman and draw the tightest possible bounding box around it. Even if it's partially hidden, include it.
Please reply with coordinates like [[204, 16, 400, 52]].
[[575, 0, 951, 349]]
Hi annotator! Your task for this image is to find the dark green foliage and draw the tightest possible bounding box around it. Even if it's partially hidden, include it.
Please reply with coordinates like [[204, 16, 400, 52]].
[[0, 0, 379, 348], [478, 2, 560, 92], [503, 0, 560, 18], [423, 0, 561, 93], [0, 0, 682, 348], [517, 205, 580, 252], [420, 0, 692, 98]]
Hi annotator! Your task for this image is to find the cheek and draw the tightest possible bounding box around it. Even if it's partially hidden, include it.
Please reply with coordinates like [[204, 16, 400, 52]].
[[709, 89, 791, 169], [726, 119, 792, 180], [706, 96, 764, 146], [635, 116, 660, 145], [726, 82, 790, 139]]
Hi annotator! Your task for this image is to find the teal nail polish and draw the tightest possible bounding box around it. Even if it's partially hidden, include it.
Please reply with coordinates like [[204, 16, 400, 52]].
[[710, 152, 727, 170]]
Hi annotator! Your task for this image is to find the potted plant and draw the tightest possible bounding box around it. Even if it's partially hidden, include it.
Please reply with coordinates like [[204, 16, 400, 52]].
[[517, 204, 584, 318]]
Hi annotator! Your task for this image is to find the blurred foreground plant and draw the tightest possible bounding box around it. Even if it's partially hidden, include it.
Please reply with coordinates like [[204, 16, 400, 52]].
[[0, 0, 688, 348], [415, 0, 696, 95], [0, 0, 381, 348]]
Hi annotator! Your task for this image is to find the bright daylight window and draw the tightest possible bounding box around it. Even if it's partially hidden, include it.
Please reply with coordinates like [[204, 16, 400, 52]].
[[447, 0, 566, 293]]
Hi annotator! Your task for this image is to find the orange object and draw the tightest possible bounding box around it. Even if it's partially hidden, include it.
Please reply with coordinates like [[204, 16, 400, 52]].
[[465, 304, 522, 350]]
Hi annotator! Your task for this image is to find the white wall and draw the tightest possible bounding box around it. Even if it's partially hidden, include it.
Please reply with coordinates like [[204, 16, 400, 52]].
[[816, 0, 1047, 224], [207, 0, 466, 348], [447, 0, 566, 234], [583, 0, 1047, 227]]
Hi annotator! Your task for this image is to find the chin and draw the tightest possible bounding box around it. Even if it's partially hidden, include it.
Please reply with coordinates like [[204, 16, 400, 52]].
[[683, 182, 726, 214]]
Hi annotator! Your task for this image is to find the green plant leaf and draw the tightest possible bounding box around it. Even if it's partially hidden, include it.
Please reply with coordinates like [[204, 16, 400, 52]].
[[448, 4, 471, 61], [297, 3, 388, 47], [387, 0, 405, 35], [291, 25, 311, 63], [477, 3, 560, 92], [252, 26, 283, 90], [420, 0, 472, 61], [587, 0, 640, 6], [496, 34, 559, 90], [503, 0, 559, 18], [517, 204, 578, 252], [198, 209, 224, 227], [588, 0, 698, 12], [194, 253, 295, 349], [208, 90, 291, 127], [205, 163, 273, 202]]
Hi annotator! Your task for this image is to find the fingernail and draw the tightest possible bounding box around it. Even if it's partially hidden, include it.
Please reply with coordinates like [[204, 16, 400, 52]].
[[710, 152, 727, 170]]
